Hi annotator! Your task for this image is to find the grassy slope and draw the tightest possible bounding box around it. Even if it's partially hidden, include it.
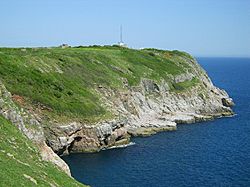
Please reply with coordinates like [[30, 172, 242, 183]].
[[0, 116, 86, 187], [0, 46, 198, 122]]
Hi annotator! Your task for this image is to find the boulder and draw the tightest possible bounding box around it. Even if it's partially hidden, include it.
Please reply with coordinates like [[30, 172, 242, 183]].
[[222, 98, 235, 107]]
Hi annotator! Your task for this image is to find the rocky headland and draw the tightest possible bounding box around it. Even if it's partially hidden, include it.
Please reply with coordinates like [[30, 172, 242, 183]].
[[0, 46, 234, 179]]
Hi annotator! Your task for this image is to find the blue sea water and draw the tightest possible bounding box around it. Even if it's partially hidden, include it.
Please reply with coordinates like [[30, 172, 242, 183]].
[[62, 58, 250, 187]]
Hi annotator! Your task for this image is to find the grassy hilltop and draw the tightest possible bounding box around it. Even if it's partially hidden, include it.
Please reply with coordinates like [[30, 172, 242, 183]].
[[0, 46, 199, 122], [0, 46, 211, 186]]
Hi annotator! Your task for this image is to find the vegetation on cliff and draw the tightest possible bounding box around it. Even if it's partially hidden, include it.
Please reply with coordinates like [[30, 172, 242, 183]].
[[0, 116, 85, 186], [0, 46, 200, 122], [0, 46, 233, 186]]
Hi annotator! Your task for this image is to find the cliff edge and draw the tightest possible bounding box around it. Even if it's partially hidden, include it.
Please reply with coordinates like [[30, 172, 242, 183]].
[[0, 46, 234, 177]]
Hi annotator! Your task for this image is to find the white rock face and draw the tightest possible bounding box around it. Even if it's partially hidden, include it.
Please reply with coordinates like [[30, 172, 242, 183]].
[[174, 72, 194, 83], [97, 58, 234, 136], [96, 123, 113, 139], [0, 56, 234, 173]]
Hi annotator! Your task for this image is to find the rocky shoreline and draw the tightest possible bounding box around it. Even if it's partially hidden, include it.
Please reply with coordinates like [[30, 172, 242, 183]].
[[43, 56, 234, 157], [0, 54, 234, 176], [44, 83, 234, 157]]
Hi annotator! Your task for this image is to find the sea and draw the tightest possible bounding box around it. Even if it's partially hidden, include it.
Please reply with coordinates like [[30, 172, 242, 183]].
[[62, 57, 250, 187]]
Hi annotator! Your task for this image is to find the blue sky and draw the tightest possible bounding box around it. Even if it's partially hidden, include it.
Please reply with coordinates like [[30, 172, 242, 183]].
[[0, 0, 249, 57]]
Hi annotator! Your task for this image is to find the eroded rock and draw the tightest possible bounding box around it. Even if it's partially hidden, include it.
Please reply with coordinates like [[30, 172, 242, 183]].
[[222, 97, 235, 107], [0, 81, 71, 176], [45, 121, 130, 155], [0, 55, 235, 175]]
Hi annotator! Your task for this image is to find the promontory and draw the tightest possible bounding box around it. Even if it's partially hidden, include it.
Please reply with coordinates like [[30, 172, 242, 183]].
[[0, 46, 234, 186]]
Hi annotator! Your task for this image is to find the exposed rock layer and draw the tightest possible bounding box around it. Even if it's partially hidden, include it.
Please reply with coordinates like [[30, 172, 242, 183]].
[[44, 57, 234, 155], [45, 120, 130, 155], [0, 81, 71, 175], [0, 55, 234, 175]]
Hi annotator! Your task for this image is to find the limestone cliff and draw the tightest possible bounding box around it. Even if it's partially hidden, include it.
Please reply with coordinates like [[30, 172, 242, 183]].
[[0, 47, 234, 175], [99, 56, 234, 136], [43, 53, 234, 155]]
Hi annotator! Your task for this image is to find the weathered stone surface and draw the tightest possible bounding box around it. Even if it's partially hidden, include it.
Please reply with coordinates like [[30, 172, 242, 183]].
[[141, 79, 160, 93], [0, 81, 71, 175], [222, 97, 235, 107], [44, 120, 130, 155], [174, 72, 195, 83], [96, 57, 234, 141], [39, 142, 71, 176], [0, 56, 235, 174], [96, 123, 113, 140]]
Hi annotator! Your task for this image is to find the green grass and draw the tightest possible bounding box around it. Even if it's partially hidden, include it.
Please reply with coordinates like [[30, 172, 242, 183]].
[[0, 46, 199, 122], [0, 116, 86, 186], [171, 78, 200, 91]]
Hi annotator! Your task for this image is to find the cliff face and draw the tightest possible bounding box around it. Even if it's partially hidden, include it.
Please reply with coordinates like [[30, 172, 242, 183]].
[[0, 81, 71, 175], [0, 46, 234, 174], [107, 56, 234, 134], [45, 120, 130, 155], [46, 78, 233, 156], [41, 49, 234, 155]]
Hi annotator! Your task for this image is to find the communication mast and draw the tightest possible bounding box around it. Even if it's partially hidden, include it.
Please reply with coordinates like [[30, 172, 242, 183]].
[[118, 25, 127, 47]]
